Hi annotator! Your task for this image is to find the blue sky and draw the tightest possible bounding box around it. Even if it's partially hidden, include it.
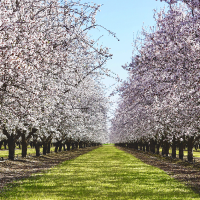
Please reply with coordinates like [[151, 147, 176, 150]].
[[80, 0, 169, 116]]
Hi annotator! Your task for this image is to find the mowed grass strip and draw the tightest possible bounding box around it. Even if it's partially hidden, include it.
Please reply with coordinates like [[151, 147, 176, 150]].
[[1, 145, 200, 200]]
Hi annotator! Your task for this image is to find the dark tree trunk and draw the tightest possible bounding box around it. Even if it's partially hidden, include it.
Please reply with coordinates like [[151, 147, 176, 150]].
[[59, 143, 62, 151], [43, 142, 47, 155], [172, 136, 176, 159], [35, 142, 40, 157], [134, 142, 138, 150], [139, 142, 143, 150], [165, 141, 169, 157], [55, 142, 59, 153], [156, 143, 160, 155], [79, 141, 83, 148], [47, 141, 51, 153], [162, 144, 165, 156], [146, 142, 149, 152], [8, 137, 15, 160], [63, 144, 66, 151], [162, 140, 169, 156], [67, 142, 70, 151], [22, 133, 27, 158], [188, 136, 194, 162], [150, 139, 155, 154], [4, 141, 7, 149], [142, 143, 146, 151], [179, 141, 184, 160], [0, 141, 2, 150], [72, 143, 75, 149], [75, 142, 78, 149]]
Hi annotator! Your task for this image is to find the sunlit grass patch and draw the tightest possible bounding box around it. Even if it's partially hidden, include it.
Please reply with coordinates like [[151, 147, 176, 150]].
[[0, 145, 200, 199]]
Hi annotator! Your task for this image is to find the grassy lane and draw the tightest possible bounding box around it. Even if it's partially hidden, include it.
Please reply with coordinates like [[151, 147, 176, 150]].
[[0, 145, 200, 200]]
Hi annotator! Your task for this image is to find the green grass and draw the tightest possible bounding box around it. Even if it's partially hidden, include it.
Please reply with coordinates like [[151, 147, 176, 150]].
[[0, 147, 55, 158], [1, 145, 200, 199], [103, 143, 114, 145]]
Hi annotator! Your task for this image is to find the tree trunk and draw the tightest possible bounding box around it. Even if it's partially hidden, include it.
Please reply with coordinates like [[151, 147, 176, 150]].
[[59, 143, 62, 151], [63, 144, 66, 151], [67, 142, 70, 151], [139, 142, 143, 150], [156, 143, 160, 154], [35, 142, 40, 157], [75, 142, 78, 149], [165, 141, 169, 157], [188, 136, 194, 162], [79, 141, 83, 148], [4, 141, 7, 149], [43, 142, 47, 155], [47, 141, 51, 153], [72, 143, 75, 149], [162, 140, 169, 156], [55, 142, 59, 152], [179, 141, 184, 160], [150, 139, 155, 154], [134, 142, 138, 150], [146, 142, 149, 152], [142, 143, 146, 151], [8, 137, 15, 160], [162, 143, 165, 156], [172, 136, 176, 159], [0, 141, 2, 150], [22, 133, 28, 158]]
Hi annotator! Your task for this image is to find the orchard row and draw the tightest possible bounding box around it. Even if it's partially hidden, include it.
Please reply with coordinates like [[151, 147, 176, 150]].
[[110, 1, 200, 162], [0, 140, 101, 159], [0, 0, 111, 160]]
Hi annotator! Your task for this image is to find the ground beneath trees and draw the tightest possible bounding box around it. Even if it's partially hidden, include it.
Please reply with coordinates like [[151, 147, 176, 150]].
[[117, 146, 200, 195], [0, 146, 98, 192], [1, 145, 200, 197]]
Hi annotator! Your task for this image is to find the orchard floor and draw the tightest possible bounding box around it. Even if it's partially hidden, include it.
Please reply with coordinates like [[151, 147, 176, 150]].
[[0, 146, 99, 191], [118, 146, 200, 195], [0, 145, 200, 199]]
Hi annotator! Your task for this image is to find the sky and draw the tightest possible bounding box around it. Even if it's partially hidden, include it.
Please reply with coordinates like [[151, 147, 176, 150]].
[[80, 0, 169, 117]]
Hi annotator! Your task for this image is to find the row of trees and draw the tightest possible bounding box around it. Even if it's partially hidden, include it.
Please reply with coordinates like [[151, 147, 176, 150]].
[[110, 1, 200, 162], [0, 0, 112, 160]]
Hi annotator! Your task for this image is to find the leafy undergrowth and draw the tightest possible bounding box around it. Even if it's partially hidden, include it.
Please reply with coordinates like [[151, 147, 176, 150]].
[[0, 145, 200, 200], [0, 146, 99, 192], [118, 146, 200, 195]]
